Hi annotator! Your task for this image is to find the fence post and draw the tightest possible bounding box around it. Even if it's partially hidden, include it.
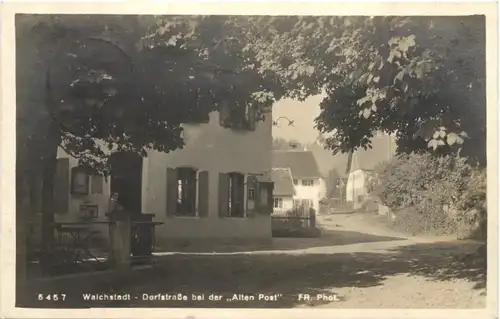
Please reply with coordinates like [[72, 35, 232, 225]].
[[310, 208, 316, 228]]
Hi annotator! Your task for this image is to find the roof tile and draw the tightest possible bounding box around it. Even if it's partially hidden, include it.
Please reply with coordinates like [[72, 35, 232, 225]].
[[272, 150, 321, 178]]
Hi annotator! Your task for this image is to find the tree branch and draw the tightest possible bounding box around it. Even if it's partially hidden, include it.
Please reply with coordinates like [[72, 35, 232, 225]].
[[58, 142, 82, 159]]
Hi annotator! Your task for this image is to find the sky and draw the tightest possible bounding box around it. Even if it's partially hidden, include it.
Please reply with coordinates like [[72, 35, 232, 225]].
[[272, 94, 324, 144], [271, 94, 395, 177]]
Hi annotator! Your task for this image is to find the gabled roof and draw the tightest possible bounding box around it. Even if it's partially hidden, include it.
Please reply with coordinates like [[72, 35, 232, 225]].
[[272, 150, 321, 179], [271, 168, 295, 196]]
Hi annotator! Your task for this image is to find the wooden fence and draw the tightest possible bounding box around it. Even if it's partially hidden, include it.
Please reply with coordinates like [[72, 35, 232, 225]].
[[271, 206, 316, 230]]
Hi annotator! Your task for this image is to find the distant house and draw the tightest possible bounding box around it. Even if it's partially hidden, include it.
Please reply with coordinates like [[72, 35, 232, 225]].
[[270, 168, 295, 212], [272, 150, 322, 212], [346, 134, 395, 208]]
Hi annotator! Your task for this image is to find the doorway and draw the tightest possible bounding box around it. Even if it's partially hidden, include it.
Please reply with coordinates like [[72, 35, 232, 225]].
[[109, 151, 143, 217]]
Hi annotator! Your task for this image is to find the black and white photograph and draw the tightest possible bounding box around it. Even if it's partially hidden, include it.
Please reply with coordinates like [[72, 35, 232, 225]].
[[1, 2, 498, 318]]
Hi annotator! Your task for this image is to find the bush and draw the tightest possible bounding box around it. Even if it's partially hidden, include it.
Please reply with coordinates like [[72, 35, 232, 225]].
[[367, 153, 486, 237]]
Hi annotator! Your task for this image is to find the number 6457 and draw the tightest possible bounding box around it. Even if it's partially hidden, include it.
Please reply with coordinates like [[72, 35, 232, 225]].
[[37, 294, 66, 301]]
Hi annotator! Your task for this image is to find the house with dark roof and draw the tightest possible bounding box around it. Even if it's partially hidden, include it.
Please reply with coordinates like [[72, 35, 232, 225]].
[[272, 150, 325, 212]]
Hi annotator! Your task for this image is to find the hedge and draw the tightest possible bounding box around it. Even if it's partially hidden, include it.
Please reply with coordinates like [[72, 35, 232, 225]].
[[367, 153, 486, 239]]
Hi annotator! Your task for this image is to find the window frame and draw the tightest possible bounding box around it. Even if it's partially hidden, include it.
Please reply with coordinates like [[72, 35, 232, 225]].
[[70, 166, 90, 196], [273, 197, 284, 209], [174, 166, 200, 218], [301, 179, 314, 187], [219, 103, 257, 131]]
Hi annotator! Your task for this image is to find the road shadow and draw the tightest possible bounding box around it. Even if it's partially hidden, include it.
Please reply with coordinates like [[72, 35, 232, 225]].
[[22, 240, 486, 308], [154, 230, 406, 253]]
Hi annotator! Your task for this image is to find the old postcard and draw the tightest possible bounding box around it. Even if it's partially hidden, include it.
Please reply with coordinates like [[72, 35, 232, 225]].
[[0, 1, 498, 319]]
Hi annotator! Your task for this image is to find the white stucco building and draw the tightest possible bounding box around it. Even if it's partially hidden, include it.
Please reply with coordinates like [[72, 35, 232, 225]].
[[345, 134, 396, 209], [53, 106, 275, 247]]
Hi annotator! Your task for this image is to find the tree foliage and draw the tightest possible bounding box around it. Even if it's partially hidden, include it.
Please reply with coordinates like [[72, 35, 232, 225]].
[[243, 16, 486, 166], [18, 15, 487, 174], [19, 15, 283, 175]]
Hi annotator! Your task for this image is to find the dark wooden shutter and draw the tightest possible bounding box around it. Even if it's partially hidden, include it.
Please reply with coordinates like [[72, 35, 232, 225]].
[[246, 175, 257, 217], [257, 181, 274, 214], [198, 171, 209, 217], [219, 103, 230, 127], [247, 105, 256, 131], [90, 175, 103, 194], [218, 173, 229, 218], [54, 158, 69, 214], [166, 167, 178, 216]]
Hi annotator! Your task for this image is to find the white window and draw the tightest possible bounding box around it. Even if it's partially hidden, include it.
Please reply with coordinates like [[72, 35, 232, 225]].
[[301, 179, 314, 186], [273, 197, 283, 209]]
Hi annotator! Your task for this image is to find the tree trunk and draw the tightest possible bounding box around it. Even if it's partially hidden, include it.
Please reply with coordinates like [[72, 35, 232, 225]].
[[40, 65, 62, 271], [345, 150, 353, 175], [39, 120, 61, 271]]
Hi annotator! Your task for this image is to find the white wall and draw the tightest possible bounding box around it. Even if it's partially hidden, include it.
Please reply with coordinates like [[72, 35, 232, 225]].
[[292, 178, 321, 212], [346, 169, 368, 206], [145, 110, 273, 241], [318, 178, 327, 200], [54, 110, 273, 242]]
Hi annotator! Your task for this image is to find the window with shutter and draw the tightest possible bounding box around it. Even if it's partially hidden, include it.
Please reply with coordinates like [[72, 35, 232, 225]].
[[219, 102, 257, 131], [54, 158, 69, 214]]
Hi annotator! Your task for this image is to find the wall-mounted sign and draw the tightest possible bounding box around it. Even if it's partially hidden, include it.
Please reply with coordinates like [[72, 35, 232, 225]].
[[79, 204, 99, 219]]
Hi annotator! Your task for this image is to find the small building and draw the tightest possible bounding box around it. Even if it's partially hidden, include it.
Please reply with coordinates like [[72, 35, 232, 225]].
[[272, 150, 322, 212]]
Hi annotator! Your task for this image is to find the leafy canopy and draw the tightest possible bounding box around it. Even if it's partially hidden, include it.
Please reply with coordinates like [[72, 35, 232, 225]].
[[20, 15, 486, 175], [20, 15, 282, 175], [243, 16, 486, 165]]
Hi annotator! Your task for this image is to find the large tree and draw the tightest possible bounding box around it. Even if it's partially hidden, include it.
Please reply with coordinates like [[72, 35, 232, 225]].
[[16, 14, 282, 277], [242, 16, 486, 166]]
